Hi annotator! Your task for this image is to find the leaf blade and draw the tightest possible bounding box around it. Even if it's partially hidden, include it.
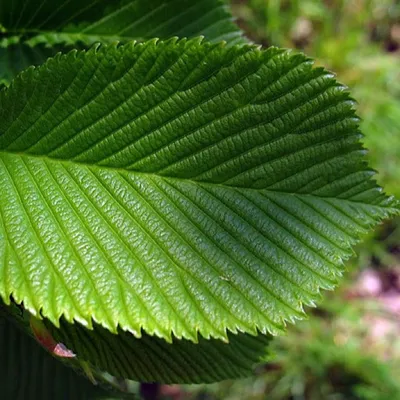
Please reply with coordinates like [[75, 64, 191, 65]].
[[1, 0, 245, 45], [0, 0, 246, 85], [0, 39, 398, 342]]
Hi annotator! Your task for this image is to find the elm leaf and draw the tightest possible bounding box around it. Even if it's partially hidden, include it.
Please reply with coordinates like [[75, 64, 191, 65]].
[[0, 0, 245, 84], [0, 39, 398, 345]]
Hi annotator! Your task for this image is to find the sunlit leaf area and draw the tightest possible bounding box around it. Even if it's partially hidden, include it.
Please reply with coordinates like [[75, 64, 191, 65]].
[[0, 0, 399, 399]]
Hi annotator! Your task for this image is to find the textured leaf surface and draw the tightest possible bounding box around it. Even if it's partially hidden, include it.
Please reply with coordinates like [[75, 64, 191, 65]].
[[0, 0, 245, 84], [48, 318, 271, 383], [0, 39, 398, 343], [2, 299, 271, 384], [0, 0, 244, 44]]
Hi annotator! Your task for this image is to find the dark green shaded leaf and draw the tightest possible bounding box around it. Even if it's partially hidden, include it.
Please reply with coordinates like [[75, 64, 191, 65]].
[[0, 315, 116, 399], [0, 0, 245, 84]]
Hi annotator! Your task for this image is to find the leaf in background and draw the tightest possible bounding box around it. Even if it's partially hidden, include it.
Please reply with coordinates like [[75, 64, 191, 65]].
[[0, 38, 78, 87], [2, 299, 271, 384], [0, 0, 246, 84], [48, 318, 271, 384], [0, 316, 117, 400], [0, 39, 398, 349]]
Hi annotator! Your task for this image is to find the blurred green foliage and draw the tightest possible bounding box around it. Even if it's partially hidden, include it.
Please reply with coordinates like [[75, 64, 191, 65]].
[[183, 295, 400, 399], [187, 297, 400, 400], [180, 2, 400, 399]]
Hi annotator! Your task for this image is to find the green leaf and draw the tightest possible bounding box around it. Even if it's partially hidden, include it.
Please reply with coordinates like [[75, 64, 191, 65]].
[[2, 299, 271, 384], [0, 314, 117, 399], [1, 0, 244, 44], [0, 0, 245, 84], [0, 39, 398, 344], [0, 40, 73, 87], [50, 319, 271, 384]]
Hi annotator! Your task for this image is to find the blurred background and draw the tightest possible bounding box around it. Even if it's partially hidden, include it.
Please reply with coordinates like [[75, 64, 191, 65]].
[[160, 1, 400, 399]]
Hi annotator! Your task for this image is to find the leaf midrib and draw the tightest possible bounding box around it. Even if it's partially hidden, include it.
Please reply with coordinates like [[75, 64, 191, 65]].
[[0, 149, 396, 210], [1, 150, 304, 336]]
